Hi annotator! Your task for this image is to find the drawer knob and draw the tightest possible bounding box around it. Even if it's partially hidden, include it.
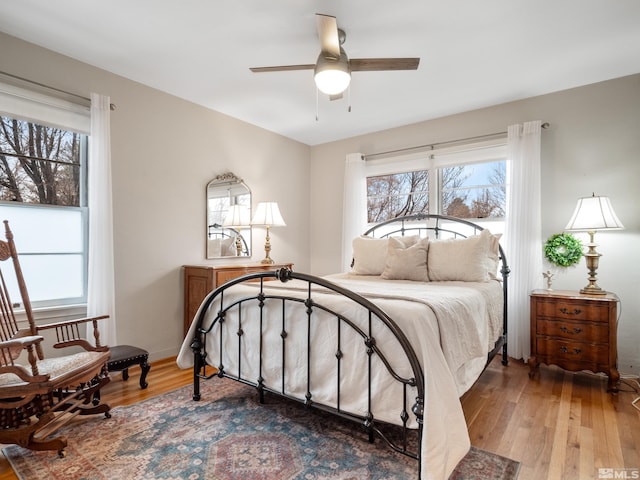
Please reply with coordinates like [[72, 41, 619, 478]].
[[559, 307, 582, 316], [560, 346, 582, 355], [559, 326, 582, 334]]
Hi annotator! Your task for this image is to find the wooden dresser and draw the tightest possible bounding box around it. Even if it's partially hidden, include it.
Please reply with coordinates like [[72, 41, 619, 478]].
[[528, 289, 619, 391], [182, 263, 293, 336]]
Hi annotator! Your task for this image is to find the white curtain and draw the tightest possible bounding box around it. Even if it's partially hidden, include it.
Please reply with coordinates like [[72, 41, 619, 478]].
[[88, 93, 117, 346], [505, 121, 543, 361], [341, 153, 367, 271]]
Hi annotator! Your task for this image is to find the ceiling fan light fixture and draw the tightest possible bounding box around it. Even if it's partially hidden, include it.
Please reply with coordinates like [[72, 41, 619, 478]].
[[314, 49, 351, 95]]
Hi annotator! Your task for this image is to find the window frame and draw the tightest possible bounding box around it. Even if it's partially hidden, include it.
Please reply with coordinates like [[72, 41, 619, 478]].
[[0, 84, 91, 310], [364, 140, 507, 225]]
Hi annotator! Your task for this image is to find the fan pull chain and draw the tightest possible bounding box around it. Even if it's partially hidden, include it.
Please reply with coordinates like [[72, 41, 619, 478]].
[[315, 88, 319, 121], [347, 85, 351, 113]]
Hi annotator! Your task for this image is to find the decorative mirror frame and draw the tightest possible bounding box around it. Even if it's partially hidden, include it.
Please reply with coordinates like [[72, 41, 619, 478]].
[[206, 172, 252, 259]]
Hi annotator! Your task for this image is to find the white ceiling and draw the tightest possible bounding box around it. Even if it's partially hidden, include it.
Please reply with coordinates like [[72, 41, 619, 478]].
[[1, 0, 639, 146]]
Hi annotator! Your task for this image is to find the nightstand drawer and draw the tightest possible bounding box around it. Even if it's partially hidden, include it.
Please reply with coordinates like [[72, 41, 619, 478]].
[[535, 299, 610, 323], [536, 318, 608, 343], [536, 337, 609, 365]]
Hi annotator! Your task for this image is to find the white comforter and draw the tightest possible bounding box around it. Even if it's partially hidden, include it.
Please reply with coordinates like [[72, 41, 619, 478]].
[[328, 274, 503, 389], [177, 273, 503, 480]]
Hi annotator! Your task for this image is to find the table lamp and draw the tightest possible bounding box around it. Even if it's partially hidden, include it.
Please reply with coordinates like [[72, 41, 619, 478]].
[[565, 193, 624, 295], [251, 202, 286, 264], [222, 205, 250, 256]]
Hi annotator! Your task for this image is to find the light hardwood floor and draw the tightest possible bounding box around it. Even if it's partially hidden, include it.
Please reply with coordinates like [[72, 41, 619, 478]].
[[462, 358, 640, 480], [1, 356, 638, 480]]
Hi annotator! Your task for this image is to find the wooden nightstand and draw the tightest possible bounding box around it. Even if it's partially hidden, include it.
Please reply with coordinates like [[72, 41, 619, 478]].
[[528, 289, 619, 391], [182, 263, 293, 336]]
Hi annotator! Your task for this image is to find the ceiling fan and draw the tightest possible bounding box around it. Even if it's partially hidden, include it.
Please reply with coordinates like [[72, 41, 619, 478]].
[[250, 14, 420, 98]]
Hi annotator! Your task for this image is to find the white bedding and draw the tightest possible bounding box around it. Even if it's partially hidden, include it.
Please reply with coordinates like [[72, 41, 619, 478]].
[[177, 274, 503, 480], [325, 273, 503, 395]]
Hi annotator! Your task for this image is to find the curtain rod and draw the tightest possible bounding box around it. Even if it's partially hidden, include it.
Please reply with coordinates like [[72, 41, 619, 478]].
[[364, 122, 549, 160], [0, 70, 116, 111]]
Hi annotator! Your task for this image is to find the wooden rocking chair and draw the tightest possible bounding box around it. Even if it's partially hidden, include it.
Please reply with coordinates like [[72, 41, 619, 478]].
[[0, 220, 112, 457]]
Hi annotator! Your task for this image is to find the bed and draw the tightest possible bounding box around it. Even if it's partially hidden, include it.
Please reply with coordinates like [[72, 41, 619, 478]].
[[177, 214, 509, 480]]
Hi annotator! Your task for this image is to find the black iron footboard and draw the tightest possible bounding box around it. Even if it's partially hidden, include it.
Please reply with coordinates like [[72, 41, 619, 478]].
[[190, 267, 425, 465]]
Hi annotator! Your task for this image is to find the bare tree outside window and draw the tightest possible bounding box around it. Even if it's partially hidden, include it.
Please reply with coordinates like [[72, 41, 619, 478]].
[[487, 161, 506, 216], [445, 196, 472, 218], [442, 165, 470, 217], [0, 116, 81, 206], [367, 170, 428, 223], [442, 161, 505, 219]]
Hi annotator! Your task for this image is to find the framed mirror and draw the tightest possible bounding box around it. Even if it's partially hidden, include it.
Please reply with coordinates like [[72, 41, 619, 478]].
[[206, 173, 252, 259]]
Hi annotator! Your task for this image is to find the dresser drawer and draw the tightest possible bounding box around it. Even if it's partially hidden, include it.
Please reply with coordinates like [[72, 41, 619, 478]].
[[536, 337, 609, 365], [536, 318, 608, 343], [215, 268, 281, 285], [215, 269, 251, 285], [535, 299, 610, 323]]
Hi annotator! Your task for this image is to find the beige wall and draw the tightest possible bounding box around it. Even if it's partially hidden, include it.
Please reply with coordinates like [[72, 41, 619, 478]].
[[0, 32, 311, 360], [310, 75, 640, 372], [2, 31, 638, 372]]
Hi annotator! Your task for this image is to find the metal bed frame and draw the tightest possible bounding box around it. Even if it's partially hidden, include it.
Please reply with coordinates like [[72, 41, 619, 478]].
[[189, 214, 510, 477]]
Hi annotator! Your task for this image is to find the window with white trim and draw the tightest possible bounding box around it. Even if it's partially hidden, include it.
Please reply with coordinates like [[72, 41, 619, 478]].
[[365, 141, 507, 232], [0, 82, 90, 308], [441, 160, 506, 218], [367, 170, 429, 223]]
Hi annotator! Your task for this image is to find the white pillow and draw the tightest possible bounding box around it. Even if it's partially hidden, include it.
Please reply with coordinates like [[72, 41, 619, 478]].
[[393, 235, 420, 248], [381, 237, 429, 281], [220, 237, 237, 256], [427, 229, 500, 282], [351, 235, 421, 275], [351, 236, 389, 275], [485, 232, 501, 279], [208, 238, 222, 257]]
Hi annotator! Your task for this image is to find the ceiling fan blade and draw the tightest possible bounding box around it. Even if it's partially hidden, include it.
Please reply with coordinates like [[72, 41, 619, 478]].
[[250, 64, 315, 73], [316, 13, 340, 59], [350, 58, 420, 72]]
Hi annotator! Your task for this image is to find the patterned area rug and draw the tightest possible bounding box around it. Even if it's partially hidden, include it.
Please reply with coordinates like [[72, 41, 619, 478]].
[[3, 378, 519, 480]]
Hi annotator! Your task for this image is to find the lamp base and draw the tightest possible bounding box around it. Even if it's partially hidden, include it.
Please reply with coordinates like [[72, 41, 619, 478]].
[[580, 284, 607, 295], [580, 231, 606, 295], [261, 226, 275, 265]]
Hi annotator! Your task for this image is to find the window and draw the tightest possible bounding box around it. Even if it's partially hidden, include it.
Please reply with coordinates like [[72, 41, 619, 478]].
[[365, 142, 507, 229], [0, 83, 90, 309], [0, 118, 84, 205], [367, 170, 428, 223], [441, 161, 506, 218]]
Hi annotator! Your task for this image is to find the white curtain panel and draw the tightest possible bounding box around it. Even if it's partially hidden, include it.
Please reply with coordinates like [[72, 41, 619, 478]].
[[505, 120, 543, 361], [341, 153, 367, 271], [88, 93, 117, 346]]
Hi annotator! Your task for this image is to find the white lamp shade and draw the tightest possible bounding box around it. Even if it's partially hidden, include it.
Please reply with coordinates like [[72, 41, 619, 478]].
[[565, 194, 624, 231], [314, 49, 351, 95], [251, 202, 286, 227], [314, 69, 351, 95], [222, 205, 250, 227]]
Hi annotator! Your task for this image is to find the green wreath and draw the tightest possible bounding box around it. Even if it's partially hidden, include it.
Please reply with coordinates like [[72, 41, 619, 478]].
[[544, 233, 583, 267]]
